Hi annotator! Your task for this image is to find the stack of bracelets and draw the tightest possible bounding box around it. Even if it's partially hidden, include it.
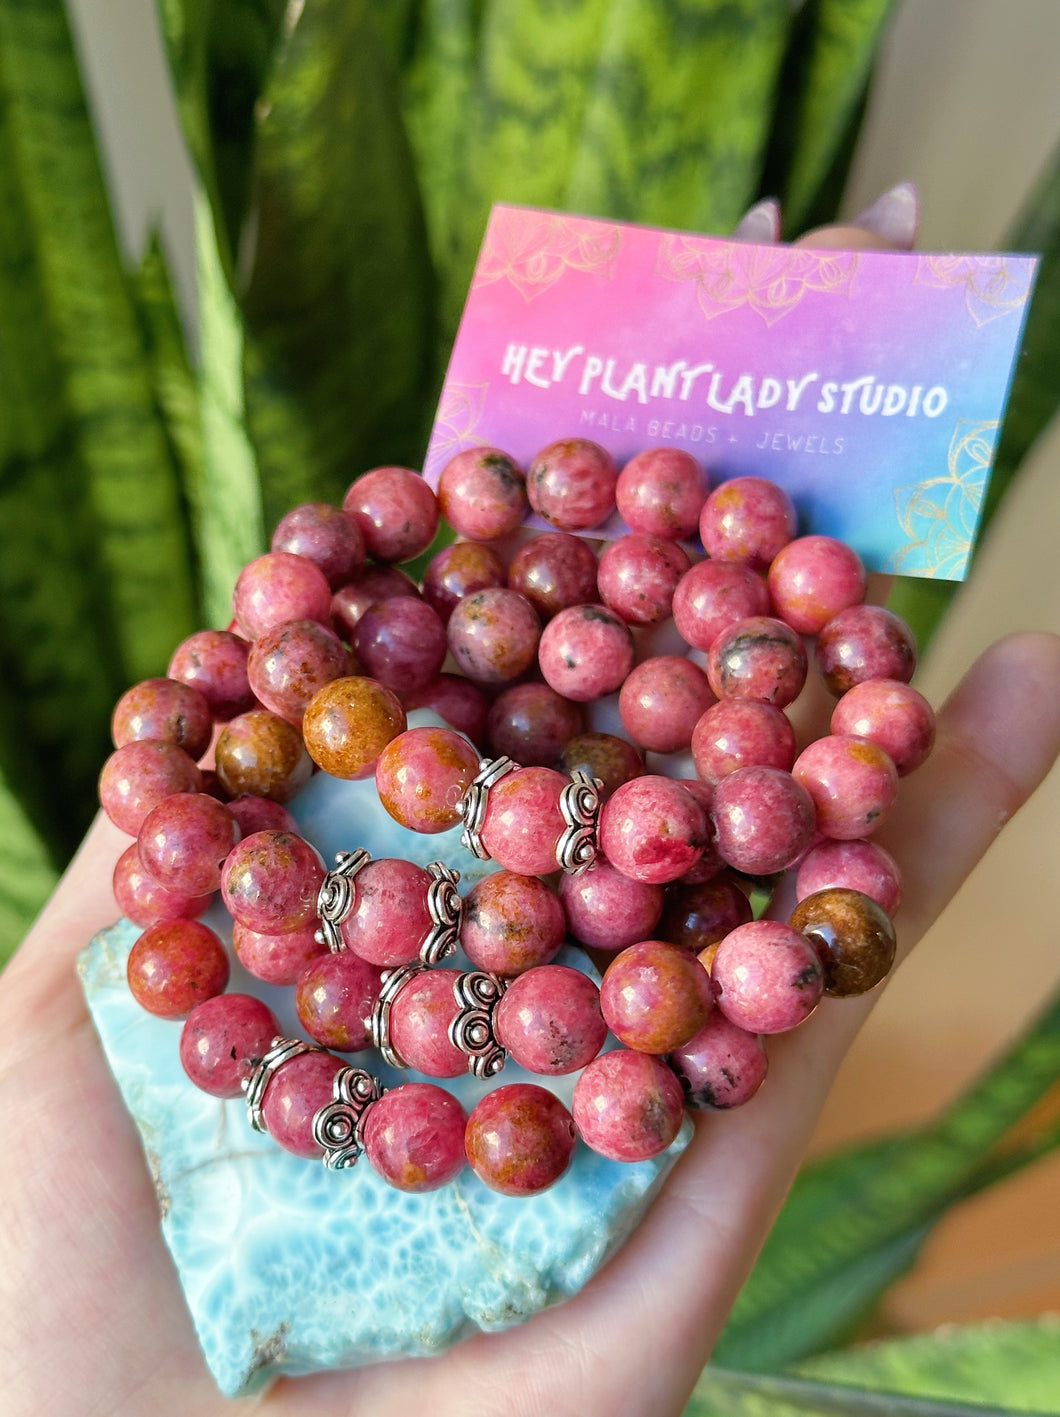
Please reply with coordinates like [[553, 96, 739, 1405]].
[[98, 440, 935, 1197]]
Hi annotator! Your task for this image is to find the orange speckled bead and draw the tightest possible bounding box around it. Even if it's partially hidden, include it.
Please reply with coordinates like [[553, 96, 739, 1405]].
[[214, 709, 313, 802], [789, 886, 897, 997], [375, 726, 480, 833], [302, 676, 407, 780]]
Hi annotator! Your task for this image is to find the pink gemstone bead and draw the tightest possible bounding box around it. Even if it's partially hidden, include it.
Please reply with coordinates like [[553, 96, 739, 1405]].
[[558, 732, 645, 804], [495, 965, 607, 1074], [422, 541, 507, 624], [598, 776, 708, 885], [816, 605, 917, 696], [767, 535, 866, 635], [403, 673, 488, 745], [375, 726, 480, 834], [712, 920, 823, 1033], [438, 447, 527, 540], [657, 874, 754, 953], [127, 919, 230, 1019], [486, 682, 583, 766], [597, 534, 690, 625], [508, 531, 599, 620], [711, 765, 815, 875], [796, 838, 902, 916], [447, 588, 541, 684], [353, 596, 448, 693], [527, 437, 617, 531], [672, 561, 770, 652], [362, 1083, 468, 1191], [460, 870, 565, 974], [220, 829, 325, 933], [247, 618, 351, 723], [112, 843, 214, 928], [538, 603, 635, 701], [615, 447, 707, 541], [388, 968, 466, 1077], [261, 1049, 344, 1159], [99, 740, 204, 835], [271, 502, 366, 588], [793, 734, 899, 840], [671, 1013, 768, 1110], [339, 857, 432, 966], [137, 792, 240, 895], [601, 940, 714, 1053], [479, 766, 567, 876], [233, 552, 333, 639], [559, 857, 663, 951], [331, 566, 421, 638], [232, 920, 326, 986], [179, 993, 280, 1098], [295, 951, 383, 1050], [342, 467, 439, 563], [830, 679, 935, 776], [111, 677, 212, 760], [227, 795, 298, 837], [168, 629, 254, 721], [465, 1084, 577, 1196], [691, 699, 796, 784], [698, 476, 797, 569], [618, 656, 715, 754], [572, 1050, 685, 1161], [706, 615, 808, 708]]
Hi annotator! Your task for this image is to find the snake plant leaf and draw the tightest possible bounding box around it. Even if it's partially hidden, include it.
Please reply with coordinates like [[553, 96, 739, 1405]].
[[0, 772, 57, 964]]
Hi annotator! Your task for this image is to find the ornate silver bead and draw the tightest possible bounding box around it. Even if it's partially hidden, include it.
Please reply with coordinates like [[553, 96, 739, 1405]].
[[241, 1036, 324, 1133], [369, 961, 428, 1069], [557, 770, 604, 874], [420, 861, 463, 965], [459, 755, 518, 859], [448, 970, 508, 1079], [315, 848, 372, 951], [311, 1066, 384, 1170]]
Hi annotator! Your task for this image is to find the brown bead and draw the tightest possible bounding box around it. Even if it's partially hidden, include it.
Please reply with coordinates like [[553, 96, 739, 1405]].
[[658, 875, 753, 953], [789, 887, 896, 997], [214, 710, 312, 802], [302, 675, 406, 780], [558, 731, 644, 803]]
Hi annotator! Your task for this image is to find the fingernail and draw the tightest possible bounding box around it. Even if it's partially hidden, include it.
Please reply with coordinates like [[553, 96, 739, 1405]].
[[853, 181, 920, 250], [732, 198, 781, 244]]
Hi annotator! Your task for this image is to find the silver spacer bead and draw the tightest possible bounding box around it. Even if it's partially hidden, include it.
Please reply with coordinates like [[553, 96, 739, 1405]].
[[315, 848, 372, 951], [241, 1036, 324, 1133], [459, 756, 518, 859], [370, 961, 428, 1069], [311, 1066, 384, 1170], [448, 970, 508, 1078], [420, 862, 463, 965], [556, 770, 604, 875]]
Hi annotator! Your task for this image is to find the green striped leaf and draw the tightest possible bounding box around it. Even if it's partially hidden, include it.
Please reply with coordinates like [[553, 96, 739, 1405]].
[[0, 770, 58, 964]]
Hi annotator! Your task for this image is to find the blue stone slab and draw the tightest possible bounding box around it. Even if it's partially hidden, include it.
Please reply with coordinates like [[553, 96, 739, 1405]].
[[79, 711, 691, 1396]]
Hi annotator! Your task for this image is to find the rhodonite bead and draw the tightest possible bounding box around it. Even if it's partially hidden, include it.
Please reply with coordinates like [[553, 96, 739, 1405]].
[[465, 1084, 577, 1195], [618, 656, 715, 753], [271, 502, 366, 588], [362, 1083, 468, 1191], [691, 699, 796, 784], [816, 606, 917, 696], [447, 588, 541, 684], [671, 561, 770, 652], [601, 940, 714, 1053], [233, 921, 326, 986], [495, 965, 606, 1074], [388, 968, 466, 1077], [599, 776, 708, 885], [527, 437, 617, 531], [112, 843, 214, 928], [137, 792, 240, 895], [486, 682, 583, 766], [711, 766, 815, 875], [111, 677, 212, 760], [711, 920, 823, 1033], [261, 1049, 345, 1159], [657, 875, 753, 953], [479, 766, 567, 876], [830, 678, 935, 776], [796, 837, 902, 916], [572, 1050, 685, 1162], [422, 541, 507, 625], [403, 673, 488, 745], [99, 740, 204, 835], [538, 604, 635, 701], [302, 676, 407, 779], [615, 447, 707, 541], [233, 552, 333, 639], [460, 870, 565, 974], [342, 467, 439, 563], [670, 1013, 768, 1110], [331, 566, 420, 638], [127, 919, 230, 1019], [179, 993, 280, 1098], [790, 887, 897, 997], [339, 858, 432, 966], [559, 857, 663, 951], [558, 732, 644, 804], [699, 476, 797, 569], [706, 615, 808, 708], [597, 534, 690, 624], [221, 829, 325, 934], [793, 734, 898, 839], [227, 795, 298, 837], [295, 951, 383, 1050], [438, 447, 527, 540], [507, 531, 599, 619], [247, 618, 351, 723], [767, 535, 866, 635], [353, 597, 448, 693], [168, 629, 254, 721], [375, 726, 480, 833], [214, 709, 313, 801]]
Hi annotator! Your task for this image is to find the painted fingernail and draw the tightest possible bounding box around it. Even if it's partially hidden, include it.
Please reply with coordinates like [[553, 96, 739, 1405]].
[[853, 181, 920, 250], [732, 198, 781, 244]]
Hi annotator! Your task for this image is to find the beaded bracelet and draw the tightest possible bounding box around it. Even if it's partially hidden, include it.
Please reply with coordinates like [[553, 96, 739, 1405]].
[[99, 441, 935, 1198]]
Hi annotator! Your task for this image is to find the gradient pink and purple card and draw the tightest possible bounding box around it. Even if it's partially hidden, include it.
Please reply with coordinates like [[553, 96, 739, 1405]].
[[424, 205, 1038, 579]]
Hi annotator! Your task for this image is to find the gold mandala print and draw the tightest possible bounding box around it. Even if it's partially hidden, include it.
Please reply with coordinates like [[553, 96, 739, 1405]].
[[889, 419, 998, 578]]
